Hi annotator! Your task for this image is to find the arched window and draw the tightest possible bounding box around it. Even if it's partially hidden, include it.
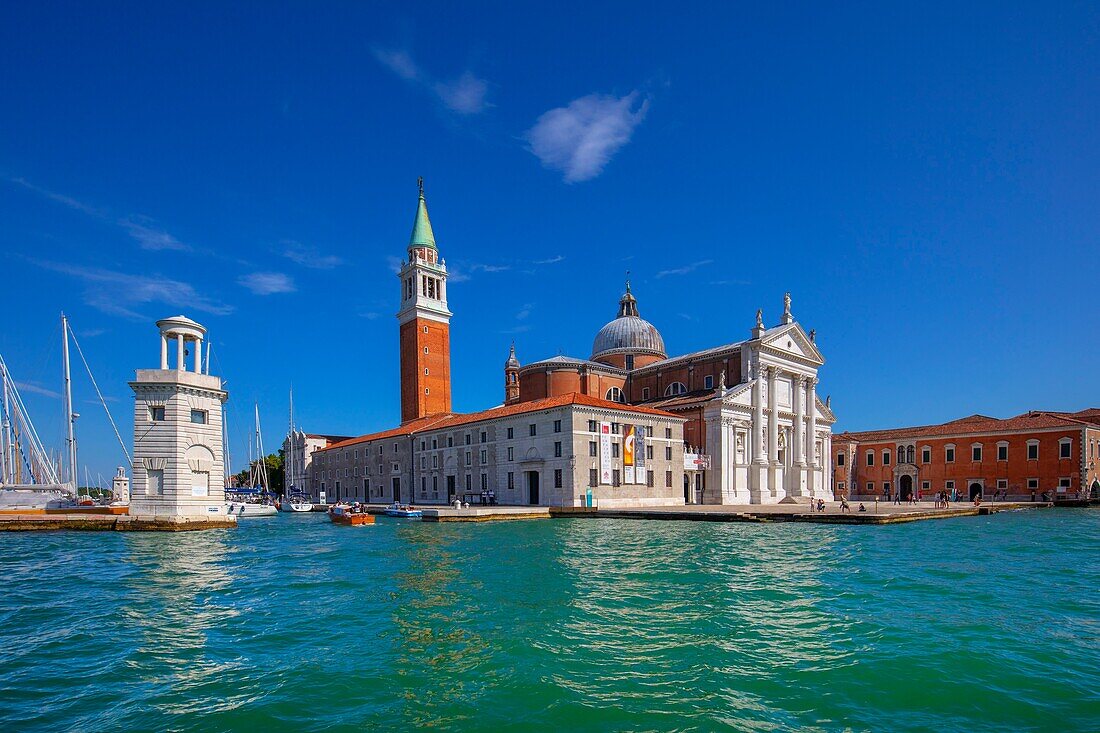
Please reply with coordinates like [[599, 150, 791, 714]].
[[664, 382, 687, 397], [906, 445, 914, 464], [605, 386, 625, 403]]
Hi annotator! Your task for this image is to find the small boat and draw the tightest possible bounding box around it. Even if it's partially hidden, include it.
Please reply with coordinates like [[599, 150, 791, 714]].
[[227, 500, 278, 517], [280, 488, 313, 513], [383, 502, 422, 519], [329, 503, 374, 526]]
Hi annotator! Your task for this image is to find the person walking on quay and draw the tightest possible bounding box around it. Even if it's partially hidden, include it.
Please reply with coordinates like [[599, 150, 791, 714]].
[[893, 490, 902, 506]]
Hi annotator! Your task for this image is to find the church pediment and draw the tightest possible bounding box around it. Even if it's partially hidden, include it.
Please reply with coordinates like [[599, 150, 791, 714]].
[[760, 324, 824, 365]]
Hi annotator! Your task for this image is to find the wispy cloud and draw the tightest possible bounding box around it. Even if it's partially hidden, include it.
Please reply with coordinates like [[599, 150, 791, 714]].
[[656, 259, 713, 278], [470, 263, 509, 273], [120, 216, 190, 251], [709, 279, 752, 286], [516, 303, 534, 320], [36, 261, 233, 319], [7, 177, 103, 216], [282, 240, 342, 269], [535, 255, 565, 265], [374, 48, 490, 115], [500, 324, 532, 335], [15, 381, 62, 399], [359, 312, 380, 320], [238, 272, 296, 295], [386, 255, 404, 274], [524, 92, 649, 182]]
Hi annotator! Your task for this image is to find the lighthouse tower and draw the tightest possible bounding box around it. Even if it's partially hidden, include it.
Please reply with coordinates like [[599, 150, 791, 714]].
[[128, 315, 229, 520], [397, 178, 453, 423]]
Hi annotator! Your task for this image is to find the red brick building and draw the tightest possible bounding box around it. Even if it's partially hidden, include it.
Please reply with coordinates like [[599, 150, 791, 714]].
[[834, 409, 1100, 502]]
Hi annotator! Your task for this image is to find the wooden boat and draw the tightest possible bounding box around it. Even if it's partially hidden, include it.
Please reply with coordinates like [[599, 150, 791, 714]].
[[329, 504, 374, 526]]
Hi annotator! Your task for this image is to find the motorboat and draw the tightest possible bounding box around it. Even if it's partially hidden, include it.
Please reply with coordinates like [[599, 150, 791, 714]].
[[227, 499, 278, 517], [280, 488, 313, 513], [383, 502, 422, 519], [329, 503, 374, 526]]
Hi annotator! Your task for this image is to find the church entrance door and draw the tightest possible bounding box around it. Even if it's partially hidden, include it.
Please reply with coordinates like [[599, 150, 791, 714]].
[[969, 482, 983, 501], [899, 475, 913, 501], [446, 475, 456, 502]]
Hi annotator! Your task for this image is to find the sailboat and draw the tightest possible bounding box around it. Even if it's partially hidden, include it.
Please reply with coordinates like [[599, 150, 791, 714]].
[[281, 388, 313, 513], [225, 403, 278, 517], [1, 314, 129, 513]]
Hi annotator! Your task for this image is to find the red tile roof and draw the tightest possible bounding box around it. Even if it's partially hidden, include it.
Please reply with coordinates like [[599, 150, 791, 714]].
[[318, 392, 679, 452], [836, 409, 1093, 443]]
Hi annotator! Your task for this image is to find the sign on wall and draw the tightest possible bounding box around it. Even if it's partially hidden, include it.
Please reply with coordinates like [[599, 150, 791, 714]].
[[623, 424, 636, 485], [599, 422, 613, 485]]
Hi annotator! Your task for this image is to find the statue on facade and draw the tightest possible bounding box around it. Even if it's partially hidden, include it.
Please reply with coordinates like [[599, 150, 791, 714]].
[[755, 309, 763, 328], [719, 369, 726, 390], [783, 292, 792, 317], [809, 328, 816, 343]]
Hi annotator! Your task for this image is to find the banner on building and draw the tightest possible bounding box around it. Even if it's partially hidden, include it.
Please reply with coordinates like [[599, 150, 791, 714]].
[[623, 424, 636, 484], [599, 422, 613, 485], [635, 426, 646, 484]]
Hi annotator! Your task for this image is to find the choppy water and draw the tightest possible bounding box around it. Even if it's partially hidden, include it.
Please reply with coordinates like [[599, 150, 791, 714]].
[[0, 510, 1097, 732]]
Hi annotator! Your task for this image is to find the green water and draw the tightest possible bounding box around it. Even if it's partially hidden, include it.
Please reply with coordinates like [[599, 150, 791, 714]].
[[0, 510, 1097, 732]]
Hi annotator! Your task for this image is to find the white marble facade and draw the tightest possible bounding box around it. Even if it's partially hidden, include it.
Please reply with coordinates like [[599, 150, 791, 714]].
[[702, 320, 835, 504]]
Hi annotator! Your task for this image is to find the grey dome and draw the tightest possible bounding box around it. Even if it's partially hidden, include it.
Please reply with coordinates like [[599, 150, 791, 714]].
[[591, 284, 666, 360]]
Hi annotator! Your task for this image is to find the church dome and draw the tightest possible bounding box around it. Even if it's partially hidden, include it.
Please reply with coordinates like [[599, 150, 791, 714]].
[[591, 284, 666, 361]]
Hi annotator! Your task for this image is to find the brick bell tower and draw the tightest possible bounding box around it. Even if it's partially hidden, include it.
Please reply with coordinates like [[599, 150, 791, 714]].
[[397, 178, 453, 423]]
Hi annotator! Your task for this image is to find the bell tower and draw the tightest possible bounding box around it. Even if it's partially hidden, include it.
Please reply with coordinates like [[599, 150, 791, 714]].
[[504, 343, 521, 405], [397, 178, 453, 423]]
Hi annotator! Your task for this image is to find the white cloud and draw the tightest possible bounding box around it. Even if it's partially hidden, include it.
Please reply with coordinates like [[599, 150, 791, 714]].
[[386, 255, 404, 274], [119, 216, 189, 251], [433, 72, 490, 114], [37, 261, 232, 319], [359, 312, 380, 320], [535, 255, 565, 265], [15, 381, 62, 399], [516, 303, 534, 320], [656, 259, 713, 278], [7, 177, 103, 216], [374, 48, 489, 115], [282, 240, 342, 269], [238, 272, 296, 295], [524, 92, 649, 182]]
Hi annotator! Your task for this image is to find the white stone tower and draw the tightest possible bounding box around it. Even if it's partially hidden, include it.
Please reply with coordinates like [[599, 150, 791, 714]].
[[129, 315, 229, 519]]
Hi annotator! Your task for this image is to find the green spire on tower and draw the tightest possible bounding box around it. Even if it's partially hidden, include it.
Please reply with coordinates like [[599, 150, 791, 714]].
[[408, 176, 437, 250]]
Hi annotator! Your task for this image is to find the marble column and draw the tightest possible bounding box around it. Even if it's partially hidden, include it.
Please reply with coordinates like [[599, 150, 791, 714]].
[[767, 367, 779, 465], [752, 368, 765, 464], [807, 378, 818, 493], [160, 334, 169, 370], [176, 334, 185, 371], [793, 376, 806, 466], [194, 337, 203, 373]]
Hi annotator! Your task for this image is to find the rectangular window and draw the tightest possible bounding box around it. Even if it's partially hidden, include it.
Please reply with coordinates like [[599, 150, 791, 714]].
[[529, 424, 536, 437], [972, 446, 982, 462], [611, 423, 620, 434], [665, 427, 672, 439], [190, 409, 207, 424], [147, 468, 164, 495], [646, 445, 653, 460], [480, 431, 487, 443], [646, 426, 653, 437], [612, 443, 620, 458], [588, 420, 598, 432], [507, 447, 514, 461], [507, 472, 514, 489], [554, 469, 563, 488], [1059, 477, 1071, 489], [448, 437, 453, 447], [465, 451, 471, 466], [1028, 443, 1038, 460], [589, 441, 597, 457], [465, 474, 471, 491], [507, 427, 514, 439], [666, 470, 673, 488], [480, 449, 487, 464], [481, 473, 488, 490], [922, 447, 931, 463], [997, 445, 1008, 461], [945, 480, 955, 490], [465, 434, 471, 445], [946, 447, 955, 463], [589, 468, 598, 487], [554, 441, 562, 458], [866, 481, 874, 493], [1027, 478, 1039, 490], [150, 406, 166, 421], [432, 476, 437, 494], [836, 453, 845, 466], [704, 375, 713, 389], [997, 479, 1008, 489], [642, 387, 650, 400], [665, 446, 672, 461], [1060, 441, 1072, 459], [646, 470, 654, 488], [432, 438, 438, 450], [921, 481, 930, 490], [420, 440, 425, 451], [393, 442, 398, 453], [612, 469, 621, 487], [554, 420, 562, 433], [883, 450, 891, 466], [866, 451, 874, 466]]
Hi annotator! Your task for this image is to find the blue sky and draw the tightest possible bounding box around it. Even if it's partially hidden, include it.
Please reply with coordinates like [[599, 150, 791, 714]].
[[1, 2, 1098, 482]]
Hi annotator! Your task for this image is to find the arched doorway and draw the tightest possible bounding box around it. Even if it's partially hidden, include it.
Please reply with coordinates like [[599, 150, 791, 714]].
[[969, 482, 983, 501], [899, 475, 913, 501], [1091, 480, 1099, 500]]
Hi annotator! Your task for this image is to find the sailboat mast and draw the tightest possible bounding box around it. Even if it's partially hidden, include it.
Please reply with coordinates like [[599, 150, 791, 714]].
[[1, 360, 11, 484], [61, 313, 76, 487], [288, 387, 295, 491]]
